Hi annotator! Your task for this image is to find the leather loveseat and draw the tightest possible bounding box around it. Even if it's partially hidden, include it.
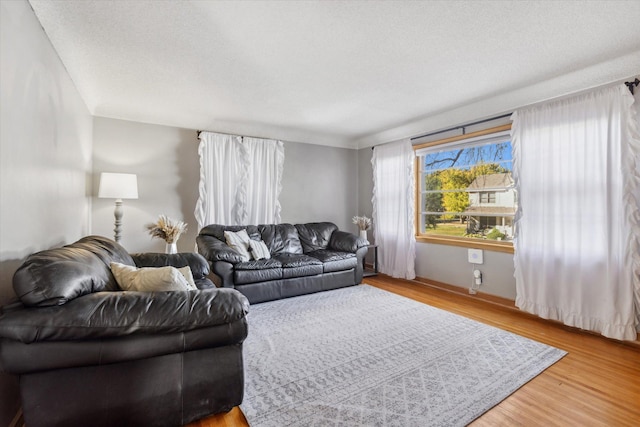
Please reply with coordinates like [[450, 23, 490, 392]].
[[197, 222, 368, 304], [0, 236, 249, 427]]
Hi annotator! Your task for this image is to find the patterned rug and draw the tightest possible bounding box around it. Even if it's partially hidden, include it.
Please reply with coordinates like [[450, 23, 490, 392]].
[[240, 284, 566, 426]]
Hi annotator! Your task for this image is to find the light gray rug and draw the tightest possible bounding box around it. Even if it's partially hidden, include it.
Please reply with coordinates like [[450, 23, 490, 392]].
[[240, 285, 566, 427]]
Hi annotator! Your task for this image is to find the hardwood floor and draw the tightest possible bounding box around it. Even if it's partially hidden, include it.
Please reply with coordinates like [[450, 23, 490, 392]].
[[188, 276, 640, 427]]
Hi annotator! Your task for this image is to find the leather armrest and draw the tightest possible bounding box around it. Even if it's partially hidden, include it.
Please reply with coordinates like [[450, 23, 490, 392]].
[[197, 235, 244, 264], [329, 230, 368, 253], [211, 261, 236, 288], [0, 288, 249, 344]]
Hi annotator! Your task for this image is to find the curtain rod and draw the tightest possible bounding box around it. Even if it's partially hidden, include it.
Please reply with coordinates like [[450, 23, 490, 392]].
[[378, 77, 639, 150], [196, 129, 285, 142], [409, 113, 512, 142]]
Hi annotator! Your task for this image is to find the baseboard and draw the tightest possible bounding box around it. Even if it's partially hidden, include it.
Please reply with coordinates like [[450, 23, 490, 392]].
[[409, 275, 640, 349], [412, 275, 517, 309]]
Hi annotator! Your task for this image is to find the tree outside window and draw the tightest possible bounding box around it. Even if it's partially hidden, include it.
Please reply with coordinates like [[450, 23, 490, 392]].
[[415, 128, 515, 244]]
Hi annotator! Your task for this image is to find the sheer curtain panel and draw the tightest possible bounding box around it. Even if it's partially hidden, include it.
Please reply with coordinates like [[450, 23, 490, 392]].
[[511, 84, 640, 341], [240, 137, 284, 225], [195, 132, 243, 228], [372, 139, 416, 279], [195, 132, 284, 230], [634, 85, 640, 330]]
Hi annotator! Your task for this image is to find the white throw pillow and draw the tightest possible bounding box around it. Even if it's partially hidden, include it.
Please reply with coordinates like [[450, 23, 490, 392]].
[[249, 239, 271, 260], [110, 262, 191, 292], [177, 266, 198, 290], [224, 229, 251, 262]]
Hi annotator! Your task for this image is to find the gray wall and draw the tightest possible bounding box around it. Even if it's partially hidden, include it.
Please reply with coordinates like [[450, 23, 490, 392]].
[[92, 117, 200, 253], [92, 117, 361, 251], [281, 142, 358, 232], [416, 244, 516, 300], [0, 1, 93, 424]]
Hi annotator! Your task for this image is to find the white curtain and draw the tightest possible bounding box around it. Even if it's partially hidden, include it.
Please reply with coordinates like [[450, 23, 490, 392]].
[[241, 137, 285, 225], [372, 139, 416, 279], [511, 84, 640, 341], [634, 85, 640, 330], [195, 131, 284, 229]]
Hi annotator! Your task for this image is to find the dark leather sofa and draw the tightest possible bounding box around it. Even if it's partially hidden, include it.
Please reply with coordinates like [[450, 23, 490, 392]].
[[0, 236, 249, 427], [197, 222, 368, 304]]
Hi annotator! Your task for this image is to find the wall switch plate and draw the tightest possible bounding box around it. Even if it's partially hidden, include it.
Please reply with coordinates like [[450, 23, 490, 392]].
[[468, 249, 483, 264]]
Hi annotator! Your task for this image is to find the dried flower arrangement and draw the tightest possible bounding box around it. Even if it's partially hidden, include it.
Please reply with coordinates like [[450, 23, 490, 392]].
[[352, 215, 372, 231], [146, 215, 187, 244]]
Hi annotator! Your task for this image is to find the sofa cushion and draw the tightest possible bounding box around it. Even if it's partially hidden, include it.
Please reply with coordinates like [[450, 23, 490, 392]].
[[282, 264, 323, 279], [307, 250, 358, 273], [13, 236, 135, 307], [248, 239, 271, 260], [235, 268, 283, 285], [273, 253, 322, 268], [234, 259, 282, 270], [295, 222, 338, 253], [329, 230, 366, 252], [131, 252, 213, 289], [196, 235, 245, 264], [273, 254, 323, 278], [199, 224, 261, 242], [110, 262, 195, 292], [258, 223, 303, 255], [224, 229, 252, 261], [131, 252, 210, 280], [234, 258, 283, 285], [178, 266, 197, 289]]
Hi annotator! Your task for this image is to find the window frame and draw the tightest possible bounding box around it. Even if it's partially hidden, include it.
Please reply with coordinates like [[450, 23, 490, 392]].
[[480, 192, 496, 204], [413, 124, 515, 254]]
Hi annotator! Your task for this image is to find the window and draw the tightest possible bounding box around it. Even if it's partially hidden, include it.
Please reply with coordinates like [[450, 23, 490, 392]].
[[414, 125, 515, 252], [479, 192, 496, 204]]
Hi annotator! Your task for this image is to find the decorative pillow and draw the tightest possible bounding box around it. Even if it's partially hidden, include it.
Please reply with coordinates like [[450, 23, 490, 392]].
[[177, 266, 198, 290], [249, 239, 271, 260], [110, 262, 191, 292], [224, 229, 251, 262]]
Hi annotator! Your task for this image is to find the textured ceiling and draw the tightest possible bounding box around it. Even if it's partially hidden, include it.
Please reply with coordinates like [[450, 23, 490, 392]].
[[29, 0, 640, 148]]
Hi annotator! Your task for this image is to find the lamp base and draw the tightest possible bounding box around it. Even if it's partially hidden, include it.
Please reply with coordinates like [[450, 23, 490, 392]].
[[113, 199, 123, 242]]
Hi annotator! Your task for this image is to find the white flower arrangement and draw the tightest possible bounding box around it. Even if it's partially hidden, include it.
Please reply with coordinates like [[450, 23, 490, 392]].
[[146, 215, 187, 244], [352, 215, 372, 231]]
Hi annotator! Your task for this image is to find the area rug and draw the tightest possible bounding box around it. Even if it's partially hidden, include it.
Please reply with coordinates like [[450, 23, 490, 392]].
[[240, 284, 566, 426]]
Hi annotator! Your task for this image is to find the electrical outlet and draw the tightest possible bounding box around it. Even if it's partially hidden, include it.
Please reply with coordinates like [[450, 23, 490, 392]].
[[468, 249, 483, 264], [473, 269, 482, 285]]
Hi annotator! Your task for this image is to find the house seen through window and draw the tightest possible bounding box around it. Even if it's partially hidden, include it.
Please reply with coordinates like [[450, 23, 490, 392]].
[[415, 127, 515, 244]]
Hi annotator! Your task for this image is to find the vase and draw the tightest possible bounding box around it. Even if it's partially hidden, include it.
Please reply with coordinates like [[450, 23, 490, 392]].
[[359, 229, 369, 244], [165, 242, 177, 254]]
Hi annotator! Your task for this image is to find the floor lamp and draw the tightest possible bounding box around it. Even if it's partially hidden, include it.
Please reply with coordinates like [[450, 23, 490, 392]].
[[98, 172, 138, 243]]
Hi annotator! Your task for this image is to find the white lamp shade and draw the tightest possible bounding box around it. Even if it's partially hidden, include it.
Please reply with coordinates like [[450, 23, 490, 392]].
[[98, 173, 138, 199]]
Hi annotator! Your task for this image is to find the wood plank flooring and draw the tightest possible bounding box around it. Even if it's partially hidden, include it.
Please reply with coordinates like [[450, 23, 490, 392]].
[[188, 276, 640, 427]]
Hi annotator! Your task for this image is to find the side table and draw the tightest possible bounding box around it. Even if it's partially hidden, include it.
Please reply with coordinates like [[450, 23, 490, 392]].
[[363, 244, 378, 277]]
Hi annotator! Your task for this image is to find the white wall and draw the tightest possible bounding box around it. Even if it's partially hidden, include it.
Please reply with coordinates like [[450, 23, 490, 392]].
[[0, 0, 93, 423], [92, 118, 361, 252]]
